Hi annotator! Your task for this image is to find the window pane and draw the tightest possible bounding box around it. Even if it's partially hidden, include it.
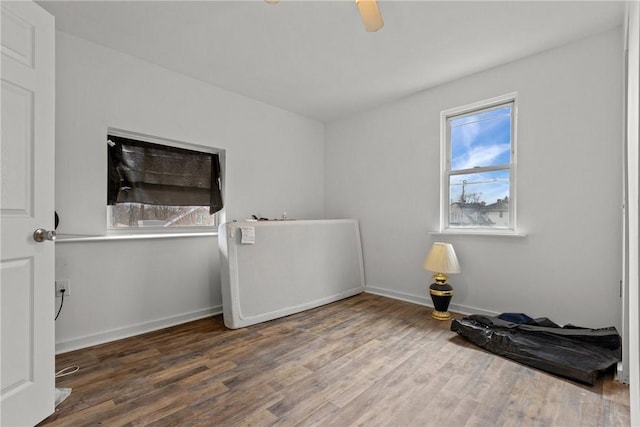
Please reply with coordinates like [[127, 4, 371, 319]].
[[450, 104, 512, 171], [448, 170, 510, 228], [109, 203, 215, 228]]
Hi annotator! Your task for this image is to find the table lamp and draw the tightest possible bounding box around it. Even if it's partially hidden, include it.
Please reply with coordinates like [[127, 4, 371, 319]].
[[423, 242, 461, 320]]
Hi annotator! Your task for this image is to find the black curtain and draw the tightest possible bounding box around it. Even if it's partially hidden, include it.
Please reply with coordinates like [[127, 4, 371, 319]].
[[107, 135, 223, 214]]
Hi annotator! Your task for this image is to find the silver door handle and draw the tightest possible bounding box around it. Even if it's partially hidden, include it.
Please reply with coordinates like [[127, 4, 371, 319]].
[[33, 228, 56, 242]]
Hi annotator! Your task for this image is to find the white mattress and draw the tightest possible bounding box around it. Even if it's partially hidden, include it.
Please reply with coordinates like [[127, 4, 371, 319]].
[[218, 219, 365, 329]]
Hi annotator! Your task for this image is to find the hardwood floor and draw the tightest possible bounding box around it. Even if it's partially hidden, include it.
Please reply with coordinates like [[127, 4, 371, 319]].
[[40, 293, 629, 426]]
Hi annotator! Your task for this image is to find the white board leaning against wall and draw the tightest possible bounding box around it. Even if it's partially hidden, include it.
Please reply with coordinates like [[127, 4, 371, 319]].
[[218, 219, 365, 329]]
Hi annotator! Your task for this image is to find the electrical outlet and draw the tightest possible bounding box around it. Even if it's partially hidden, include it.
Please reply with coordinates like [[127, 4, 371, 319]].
[[55, 280, 70, 297]]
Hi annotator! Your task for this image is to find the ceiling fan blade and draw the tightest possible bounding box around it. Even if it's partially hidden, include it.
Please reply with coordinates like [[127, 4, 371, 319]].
[[356, 0, 384, 32]]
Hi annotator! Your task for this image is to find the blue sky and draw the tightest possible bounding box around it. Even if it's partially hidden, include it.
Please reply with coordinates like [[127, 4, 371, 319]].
[[449, 104, 512, 205]]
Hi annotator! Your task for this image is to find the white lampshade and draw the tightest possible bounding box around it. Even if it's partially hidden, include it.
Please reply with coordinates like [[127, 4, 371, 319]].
[[423, 242, 461, 274]]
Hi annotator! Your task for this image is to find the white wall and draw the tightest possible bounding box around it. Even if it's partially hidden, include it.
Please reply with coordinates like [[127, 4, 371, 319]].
[[54, 32, 325, 352], [55, 237, 220, 352], [325, 28, 624, 329], [624, 1, 640, 421]]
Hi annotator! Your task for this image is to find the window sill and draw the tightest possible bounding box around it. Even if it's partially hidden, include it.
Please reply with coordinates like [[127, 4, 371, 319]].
[[429, 230, 527, 238], [55, 231, 217, 243]]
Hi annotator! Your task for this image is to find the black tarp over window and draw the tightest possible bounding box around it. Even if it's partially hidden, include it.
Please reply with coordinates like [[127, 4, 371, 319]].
[[107, 135, 223, 214]]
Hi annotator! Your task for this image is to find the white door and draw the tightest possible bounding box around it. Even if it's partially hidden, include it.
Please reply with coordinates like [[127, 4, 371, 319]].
[[0, 1, 55, 426]]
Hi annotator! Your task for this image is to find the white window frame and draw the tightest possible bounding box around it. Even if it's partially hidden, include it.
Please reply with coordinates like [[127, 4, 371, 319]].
[[439, 92, 518, 234], [107, 128, 224, 235]]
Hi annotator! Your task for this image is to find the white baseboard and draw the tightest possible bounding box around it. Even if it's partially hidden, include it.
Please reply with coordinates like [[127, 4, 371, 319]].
[[364, 285, 499, 317], [55, 287, 497, 354], [616, 361, 630, 384], [55, 306, 223, 354]]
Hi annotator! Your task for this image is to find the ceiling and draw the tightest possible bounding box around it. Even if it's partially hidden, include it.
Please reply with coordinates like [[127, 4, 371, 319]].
[[37, 1, 625, 123]]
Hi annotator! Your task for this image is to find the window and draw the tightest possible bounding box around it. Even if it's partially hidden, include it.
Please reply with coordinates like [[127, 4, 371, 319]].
[[441, 93, 516, 232], [107, 130, 223, 231]]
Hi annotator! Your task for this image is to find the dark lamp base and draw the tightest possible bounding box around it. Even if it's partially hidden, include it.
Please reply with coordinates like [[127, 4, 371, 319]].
[[429, 282, 453, 321]]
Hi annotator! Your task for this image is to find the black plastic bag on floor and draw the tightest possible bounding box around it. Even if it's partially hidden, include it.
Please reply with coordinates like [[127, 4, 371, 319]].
[[450, 314, 621, 385]]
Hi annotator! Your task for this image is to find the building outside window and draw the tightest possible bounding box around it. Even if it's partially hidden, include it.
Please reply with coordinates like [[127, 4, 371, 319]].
[[109, 203, 216, 228], [441, 93, 517, 232]]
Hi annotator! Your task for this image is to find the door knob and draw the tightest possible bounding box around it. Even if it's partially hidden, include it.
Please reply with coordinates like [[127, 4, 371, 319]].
[[33, 228, 56, 242]]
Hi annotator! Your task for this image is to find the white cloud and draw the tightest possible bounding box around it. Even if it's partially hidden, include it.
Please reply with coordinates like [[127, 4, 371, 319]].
[[452, 143, 510, 171]]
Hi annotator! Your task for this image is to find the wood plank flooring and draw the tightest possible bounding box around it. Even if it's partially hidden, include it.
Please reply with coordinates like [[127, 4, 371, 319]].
[[39, 293, 629, 426]]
